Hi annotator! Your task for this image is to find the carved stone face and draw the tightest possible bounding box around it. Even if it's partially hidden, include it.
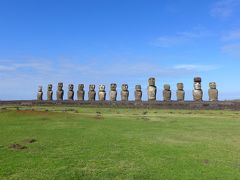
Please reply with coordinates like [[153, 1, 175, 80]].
[[58, 83, 63, 91], [110, 83, 117, 91], [38, 86, 43, 92], [78, 84, 84, 90], [148, 77, 155, 86], [194, 82, 201, 90], [209, 82, 216, 89], [122, 84, 128, 91], [48, 84, 52, 91], [68, 84, 74, 91], [135, 85, 141, 90], [164, 84, 170, 91], [99, 84, 105, 91], [89, 84, 95, 91], [194, 77, 202, 83], [177, 83, 184, 90]]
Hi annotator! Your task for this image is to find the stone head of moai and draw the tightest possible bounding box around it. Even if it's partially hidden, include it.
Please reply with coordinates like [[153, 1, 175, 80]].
[[88, 84, 96, 101], [98, 84, 106, 101], [110, 83, 117, 101], [148, 77, 156, 86], [57, 82, 64, 100], [48, 84, 52, 91], [68, 84, 74, 100], [37, 86, 43, 100], [77, 84, 85, 101], [193, 77, 203, 101], [208, 82, 218, 101], [148, 77, 157, 101], [110, 83, 117, 91], [121, 84, 129, 101], [99, 84, 106, 92], [135, 85, 142, 101], [163, 84, 171, 101], [78, 84, 84, 90], [176, 83, 185, 101]]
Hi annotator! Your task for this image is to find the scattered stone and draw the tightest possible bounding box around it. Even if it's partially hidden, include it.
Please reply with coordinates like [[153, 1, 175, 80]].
[[24, 138, 37, 144], [8, 144, 27, 150]]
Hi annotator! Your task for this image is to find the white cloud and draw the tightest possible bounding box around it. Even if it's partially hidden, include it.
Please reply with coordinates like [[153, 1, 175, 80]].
[[151, 28, 213, 47], [210, 0, 240, 18], [221, 43, 240, 56], [173, 64, 220, 71]]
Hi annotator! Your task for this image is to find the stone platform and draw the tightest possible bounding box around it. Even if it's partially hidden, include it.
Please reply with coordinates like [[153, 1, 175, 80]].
[[0, 100, 240, 110]]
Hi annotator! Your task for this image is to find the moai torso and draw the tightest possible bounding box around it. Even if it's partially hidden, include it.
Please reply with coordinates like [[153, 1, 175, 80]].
[[163, 84, 171, 101], [109, 83, 117, 101], [148, 77, 157, 101], [37, 86, 43, 100], [47, 84, 53, 100], [193, 77, 203, 101], [88, 84, 96, 101], [135, 85, 142, 101], [77, 84, 85, 101], [57, 82, 64, 100], [176, 83, 185, 102], [68, 84, 74, 100], [98, 85, 106, 101], [208, 82, 218, 101], [121, 84, 129, 101]]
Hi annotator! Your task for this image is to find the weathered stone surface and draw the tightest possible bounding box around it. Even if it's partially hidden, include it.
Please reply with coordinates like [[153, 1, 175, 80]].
[[176, 83, 185, 101], [68, 84, 74, 100], [77, 84, 85, 101], [163, 84, 171, 101], [98, 85, 106, 101], [47, 84, 53, 101], [208, 82, 218, 101], [56, 82, 64, 100], [121, 84, 129, 101], [193, 77, 203, 101], [37, 86, 43, 100], [88, 84, 96, 101], [148, 77, 157, 101], [109, 83, 117, 101], [135, 85, 142, 101]]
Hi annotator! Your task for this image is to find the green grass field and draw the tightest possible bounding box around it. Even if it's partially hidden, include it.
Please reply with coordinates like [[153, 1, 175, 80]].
[[0, 106, 240, 179]]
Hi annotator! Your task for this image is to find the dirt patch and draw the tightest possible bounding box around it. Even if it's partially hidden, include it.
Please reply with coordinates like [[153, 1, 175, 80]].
[[8, 144, 27, 150], [203, 159, 209, 165], [24, 138, 37, 144]]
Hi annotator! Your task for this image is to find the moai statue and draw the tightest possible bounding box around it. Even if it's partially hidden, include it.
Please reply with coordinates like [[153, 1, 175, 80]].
[[148, 77, 157, 101], [98, 85, 106, 101], [109, 83, 117, 101], [56, 82, 64, 100], [68, 84, 74, 100], [135, 85, 142, 101], [121, 84, 129, 101], [208, 82, 218, 101], [88, 84, 96, 101], [193, 77, 203, 101], [77, 84, 85, 101], [176, 83, 185, 102], [37, 86, 43, 100], [47, 84, 53, 100], [163, 84, 171, 101]]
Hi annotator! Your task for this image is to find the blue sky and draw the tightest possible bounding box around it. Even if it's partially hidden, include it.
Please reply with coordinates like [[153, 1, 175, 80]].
[[0, 0, 240, 100]]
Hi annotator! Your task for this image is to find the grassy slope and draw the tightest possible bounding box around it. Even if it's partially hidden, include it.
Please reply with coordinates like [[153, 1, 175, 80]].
[[0, 107, 240, 179]]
